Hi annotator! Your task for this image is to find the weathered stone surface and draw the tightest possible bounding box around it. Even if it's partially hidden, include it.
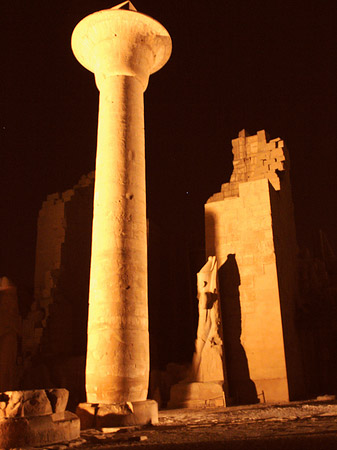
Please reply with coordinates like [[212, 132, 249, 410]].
[[169, 382, 225, 408], [76, 400, 158, 429], [0, 410, 80, 449], [3, 390, 23, 418], [22, 390, 53, 417], [205, 130, 304, 404], [76, 403, 96, 430], [32, 171, 94, 367], [208, 129, 288, 203], [97, 402, 134, 416], [47, 388, 69, 413], [0, 402, 6, 419], [96, 400, 158, 428], [71, 3, 171, 407], [0, 389, 70, 419]]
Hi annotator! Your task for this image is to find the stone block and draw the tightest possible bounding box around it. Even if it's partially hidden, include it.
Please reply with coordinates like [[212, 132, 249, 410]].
[[0, 411, 80, 449], [259, 252, 275, 265], [257, 129, 266, 142], [47, 193, 60, 202], [254, 378, 289, 403], [0, 389, 71, 420], [207, 192, 224, 203], [22, 390, 53, 417], [168, 382, 225, 409], [46, 389, 69, 413], [76, 403, 96, 430], [249, 142, 258, 153], [3, 391, 23, 418], [76, 400, 158, 430], [62, 189, 75, 201], [240, 262, 257, 276], [0, 389, 78, 448], [240, 274, 255, 289]]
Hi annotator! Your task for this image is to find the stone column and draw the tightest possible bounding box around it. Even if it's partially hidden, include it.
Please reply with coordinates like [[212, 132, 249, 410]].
[[72, 2, 171, 426]]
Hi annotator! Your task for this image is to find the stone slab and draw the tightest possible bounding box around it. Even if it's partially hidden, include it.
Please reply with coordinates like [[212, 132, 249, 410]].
[[76, 400, 158, 429], [168, 382, 225, 409], [0, 410, 80, 449]]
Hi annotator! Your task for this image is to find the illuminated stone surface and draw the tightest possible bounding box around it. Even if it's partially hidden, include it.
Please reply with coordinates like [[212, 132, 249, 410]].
[[34, 172, 94, 339], [0, 389, 79, 449], [72, 1, 171, 408], [76, 399, 158, 429], [205, 130, 304, 404], [169, 382, 225, 408], [32, 173, 94, 362]]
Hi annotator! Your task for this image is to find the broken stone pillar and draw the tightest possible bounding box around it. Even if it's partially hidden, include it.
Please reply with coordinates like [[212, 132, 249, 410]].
[[71, 2, 171, 426]]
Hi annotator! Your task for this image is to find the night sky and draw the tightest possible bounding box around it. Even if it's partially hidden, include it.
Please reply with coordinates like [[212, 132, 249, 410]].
[[2, 0, 337, 288]]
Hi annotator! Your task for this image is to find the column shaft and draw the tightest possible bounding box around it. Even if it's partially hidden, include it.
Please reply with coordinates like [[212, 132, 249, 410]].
[[86, 75, 148, 404]]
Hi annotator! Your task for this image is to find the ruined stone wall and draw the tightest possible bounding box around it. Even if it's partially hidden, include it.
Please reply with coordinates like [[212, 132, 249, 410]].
[[210, 129, 287, 202], [28, 173, 94, 362], [18, 173, 95, 405], [31, 172, 195, 406], [205, 130, 304, 403]]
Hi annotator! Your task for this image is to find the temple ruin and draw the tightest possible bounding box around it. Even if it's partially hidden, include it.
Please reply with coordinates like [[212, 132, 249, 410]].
[[12, 127, 336, 415], [205, 129, 305, 403], [7, 124, 334, 418], [1, 6, 337, 448]]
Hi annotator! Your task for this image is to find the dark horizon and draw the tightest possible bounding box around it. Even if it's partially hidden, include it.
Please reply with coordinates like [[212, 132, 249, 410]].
[[2, 0, 337, 288]]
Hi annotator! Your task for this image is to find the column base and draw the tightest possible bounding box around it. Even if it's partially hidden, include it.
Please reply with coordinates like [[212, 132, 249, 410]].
[[76, 399, 158, 429], [168, 382, 226, 409]]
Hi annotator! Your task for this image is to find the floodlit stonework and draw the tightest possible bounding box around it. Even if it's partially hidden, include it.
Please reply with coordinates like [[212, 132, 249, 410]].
[[32, 172, 94, 361], [205, 130, 304, 404], [0, 389, 79, 449], [71, 1, 171, 424]]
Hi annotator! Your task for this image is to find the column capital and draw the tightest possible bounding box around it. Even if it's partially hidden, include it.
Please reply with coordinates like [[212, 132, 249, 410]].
[[71, 8, 172, 91]]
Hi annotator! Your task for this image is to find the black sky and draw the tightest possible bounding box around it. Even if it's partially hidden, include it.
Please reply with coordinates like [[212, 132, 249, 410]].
[[1, 0, 337, 288]]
